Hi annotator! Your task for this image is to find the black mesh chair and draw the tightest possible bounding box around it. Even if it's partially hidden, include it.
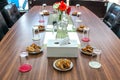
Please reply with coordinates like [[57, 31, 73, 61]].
[[0, 12, 9, 34], [1, 3, 21, 28], [0, 25, 5, 41], [103, 3, 120, 38], [0, 0, 8, 10], [0, 11, 9, 41]]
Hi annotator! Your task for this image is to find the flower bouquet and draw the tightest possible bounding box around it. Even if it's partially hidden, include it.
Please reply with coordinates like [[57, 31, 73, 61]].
[[52, 1, 71, 40], [53, 1, 71, 21]]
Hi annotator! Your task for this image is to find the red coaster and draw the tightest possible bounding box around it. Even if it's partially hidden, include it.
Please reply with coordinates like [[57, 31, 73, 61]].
[[82, 37, 90, 42], [19, 64, 32, 73]]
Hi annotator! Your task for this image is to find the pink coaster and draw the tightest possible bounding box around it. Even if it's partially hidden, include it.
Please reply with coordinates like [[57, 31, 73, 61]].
[[82, 37, 90, 42], [19, 64, 32, 73], [39, 20, 44, 23]]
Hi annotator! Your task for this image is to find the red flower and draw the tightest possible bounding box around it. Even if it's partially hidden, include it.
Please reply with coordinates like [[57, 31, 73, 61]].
[[66, 6, 71, 15], [59, 1, 67, 11]]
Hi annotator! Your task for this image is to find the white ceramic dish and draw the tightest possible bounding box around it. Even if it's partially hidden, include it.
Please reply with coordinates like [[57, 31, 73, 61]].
[[53, 59, 73, 71], [28, 48, 43, 55], [80, 48, 96, 56]]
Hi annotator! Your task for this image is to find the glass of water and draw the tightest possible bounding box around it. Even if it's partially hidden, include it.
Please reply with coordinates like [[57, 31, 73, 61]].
[[89, 49, 102, 69], [19, 51, 28, 65], [32, 26, 40, 41], [42, 3, 47, 12], [19, 52, 32, 73], [76, 4, 80, 11], [76, 12, 82, 22]]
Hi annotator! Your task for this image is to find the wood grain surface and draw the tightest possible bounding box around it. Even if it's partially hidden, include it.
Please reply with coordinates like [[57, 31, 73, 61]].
[[0, 6, 120, 80]]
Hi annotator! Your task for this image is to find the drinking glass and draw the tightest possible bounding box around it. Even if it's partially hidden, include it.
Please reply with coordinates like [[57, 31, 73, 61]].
[[89, 49, 102, 69], [33, 39, 41, 46], [19, 51, 29, 65], [76, 12, 82, 22], [32, 26, 40, 41], [42, 3, 47, 7], [75, 4, 82, 22], [19, 52, 32, 73], [76, 4, 80, 11], [82, 27, 90, 41], [42, 3, 47, 12], [39, 12, 44, 23], [81, 27, 90, 47]]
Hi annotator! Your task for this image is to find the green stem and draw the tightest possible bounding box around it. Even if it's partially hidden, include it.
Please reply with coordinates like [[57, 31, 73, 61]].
[[59, 11, 63, 21]]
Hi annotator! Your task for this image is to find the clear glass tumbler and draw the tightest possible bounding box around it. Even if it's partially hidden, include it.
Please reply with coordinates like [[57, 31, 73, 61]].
[[32, 26, 40, 41], [19, 52, 32, 73], [42, 3, 47, 11], [81, 27, 90, 47], [76, 4, 80, 11], [39, 12, 44, 23], [82, 27, 90, 40], [89, 49, 102, 69], [19, 52, 28, 65], [76, 12, 82, 22]]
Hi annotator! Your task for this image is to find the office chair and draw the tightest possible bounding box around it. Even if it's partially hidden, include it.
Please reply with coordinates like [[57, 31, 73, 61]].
[[1, 3, 21, 28], [0, 12, 8, 35], [103, 3, 120, 38], [0, 25, 5, 41]]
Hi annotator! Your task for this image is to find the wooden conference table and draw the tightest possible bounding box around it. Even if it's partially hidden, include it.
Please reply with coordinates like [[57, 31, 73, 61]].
[[0, 6, 120, 80]]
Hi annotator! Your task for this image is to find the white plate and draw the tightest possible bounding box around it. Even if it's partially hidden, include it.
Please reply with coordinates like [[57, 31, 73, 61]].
[[28, 48, 43, 55], [53, 59, 73, 71], [80, 48, 96, 56]]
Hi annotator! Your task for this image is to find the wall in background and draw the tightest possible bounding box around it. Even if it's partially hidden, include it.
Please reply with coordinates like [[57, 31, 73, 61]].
[[7, 0, 19, 7], [7, 0, 28, 10]]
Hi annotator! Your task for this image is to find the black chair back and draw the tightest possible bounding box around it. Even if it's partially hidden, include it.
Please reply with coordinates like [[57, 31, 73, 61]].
[[103, 3, 120, 38], [0, 0, 8, 10], [1, 3, 21, 28], [0, 12, 9, 34], [0, 25, 5, 41], [0, 11, 9, 41]]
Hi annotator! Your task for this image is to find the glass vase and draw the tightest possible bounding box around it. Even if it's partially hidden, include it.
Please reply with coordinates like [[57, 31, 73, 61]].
[[56, 11, 69, 40], [56, 21, 68, 39]]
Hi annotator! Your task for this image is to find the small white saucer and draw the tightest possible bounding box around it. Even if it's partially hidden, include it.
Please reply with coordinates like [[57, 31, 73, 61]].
[[89, 61, 101, 69]]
